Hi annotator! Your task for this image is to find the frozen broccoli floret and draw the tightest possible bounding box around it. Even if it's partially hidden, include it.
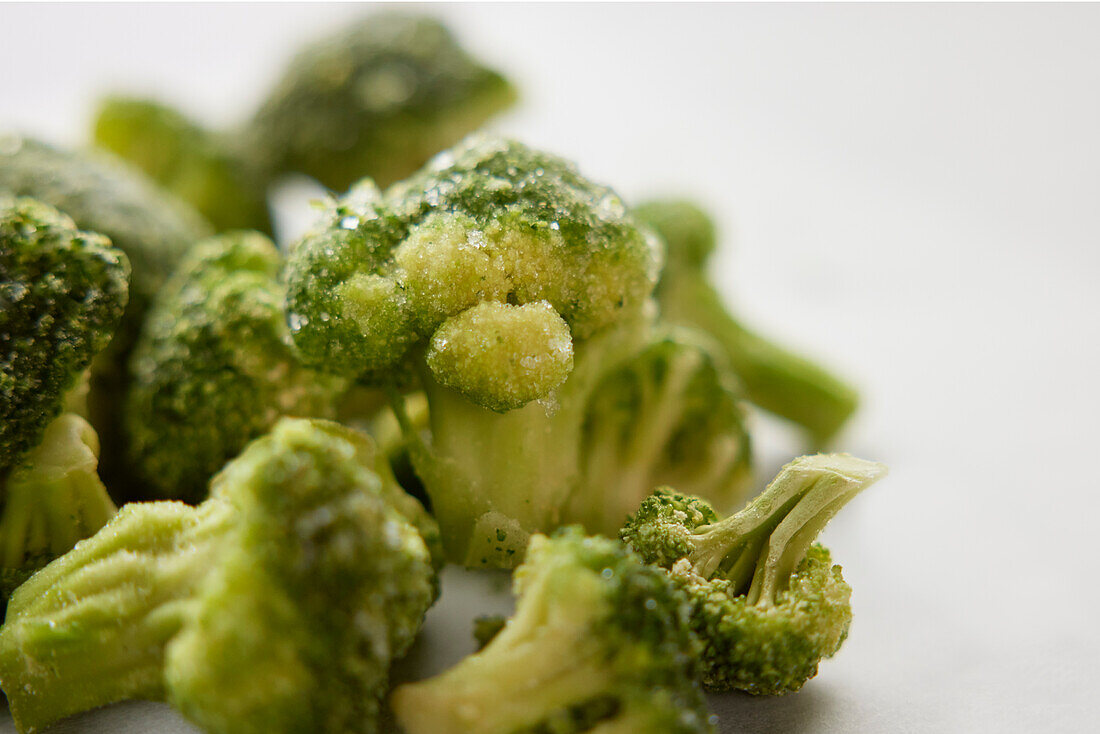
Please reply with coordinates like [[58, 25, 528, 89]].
[[124, 230, 348, 502], [0, 418, 437, 734], [285, 135, 663, 566], [250, 13, 517, 192], [635, 199, 859, 445], [0, 133, 210, 494], [0, 197, 127, 602], [562, 328, 752, 536], [621, 454, 887, 694], [391, 528, 715, 734], [93, 97, 272, 232]]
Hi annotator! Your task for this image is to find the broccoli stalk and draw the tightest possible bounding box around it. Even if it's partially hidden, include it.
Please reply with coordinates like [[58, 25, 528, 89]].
[[391, 528, 716, 734], [621, 453, 887, 694], [0, 418, 438, 734], [635, 200, 859, 445]]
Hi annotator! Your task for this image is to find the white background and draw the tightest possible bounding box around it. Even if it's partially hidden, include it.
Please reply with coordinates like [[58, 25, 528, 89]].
[[2, 3, 1099, 732]]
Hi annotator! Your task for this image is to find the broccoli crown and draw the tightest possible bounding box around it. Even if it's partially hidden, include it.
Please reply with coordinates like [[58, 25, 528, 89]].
[[565, 328, 752, 535], [0, 196, 129, 476], [93, 96, 272, 233], [249, 13, 517, 191], [675, 544, 852, 695], [633, 200, 716, 271], [125, 230, 347, 501], [0, 413, 117, 606], [391, 528, 715, 734], [286, 135, 661, 412], [0, 418, 436, 734], [622, 453, 886, 694]]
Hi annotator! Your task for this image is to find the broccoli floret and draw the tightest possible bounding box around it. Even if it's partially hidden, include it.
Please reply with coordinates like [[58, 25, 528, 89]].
[[285, 135, 663, 566], [124, 230, 348, 502], [0, 133, 211, 495], [621, 454, 887, 694], [635, 199, 859, 445], [0, 418, 437, 734], [249, 13, 517, 192], [562, 328, 753, 536], [93, 97, 272, 232], [391, 528, 715, 734]]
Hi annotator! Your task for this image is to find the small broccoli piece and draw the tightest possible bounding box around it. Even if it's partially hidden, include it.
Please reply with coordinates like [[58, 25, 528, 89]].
[[285, 135, 663, 566], [0, 133, 211, 495], [0, 418, 437, 734], [93, 96, 272, 232], [124, 230, 348, 501], [562, 328, 752, 536], [249, 13, 517, 192], [635, 199, 859, 445], [621, 454, 887, 694], [471, 614, 508, 651], [391, 528, 715, 734]]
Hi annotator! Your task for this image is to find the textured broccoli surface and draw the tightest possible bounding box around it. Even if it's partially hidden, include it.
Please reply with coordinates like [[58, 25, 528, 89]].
[[124, 230, 347, 502], [563, 328, 752, 536], [622, 453, 886, 694], [93, 97, 272, 232], [391, 528, 716, 734], [635, 199, 859, 445], [249, 13, 517, 192], [286, 135, 663, 566], [0, 418, 437, 734]]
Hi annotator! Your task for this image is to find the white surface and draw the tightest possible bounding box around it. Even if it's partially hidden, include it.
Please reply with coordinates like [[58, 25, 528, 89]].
[[3, 3, 1099, 732]]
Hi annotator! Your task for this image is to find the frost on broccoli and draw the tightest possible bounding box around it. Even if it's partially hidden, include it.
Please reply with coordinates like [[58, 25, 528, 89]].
[[124, 230, 348, 502], [391, 528, 716, 734], [635, 199, 859, 446], [94, 97, 272, 232], [0, 197, 126, 604], [621, 454, 887, 694], [563, 328, 752, 536], [250, 13, 517, 192], [285, 135, 663, 566], [0, 418, 437, 734]]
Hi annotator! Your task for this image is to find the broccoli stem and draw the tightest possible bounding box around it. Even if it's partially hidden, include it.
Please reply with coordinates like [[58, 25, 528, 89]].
[[659, 268, 858, 446], [0, 500, 233, 733]]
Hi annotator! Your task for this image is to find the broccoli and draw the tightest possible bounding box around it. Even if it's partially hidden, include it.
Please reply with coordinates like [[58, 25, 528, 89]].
[[124, 230, 348, 502], [634, 200, 859, 445], [250, 13, 518, 192], [562, 327, 753, 536], [93, 97, 272, 232], [0, 133, 211, 495], [471, 614, 507, 651], [621, 453, 887, 694], [285, 135, 664, 566], [0, 418, 438, 734], [391, 528, 716, 734], [0, 196, 127, 603]]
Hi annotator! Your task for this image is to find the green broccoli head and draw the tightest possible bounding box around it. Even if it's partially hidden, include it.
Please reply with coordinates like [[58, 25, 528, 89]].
[[622, 453, 886, 694], [0, 196, 129, 474], [635, 198, 859, 446], [125, 230, 348, 502], [93, 96, 272, 233], [564, 328, 752, 536], [249, 13, 517, 192], [0, 418, 437, 734], [391, 528, 715, 734]]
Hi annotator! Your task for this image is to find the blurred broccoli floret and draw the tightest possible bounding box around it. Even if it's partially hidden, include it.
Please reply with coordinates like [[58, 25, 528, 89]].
[[621, 454, 887, 694], [285, 135, 663, 567], [0, 418, 438, 734], [250, 13, 517, 192], [391, 528, 715, 734], [471, 614, 507, 651], [0, 197, 127, 603], [93, 97, 272, 232], [635, 199, 859, 445], [563, 328, 753, 536], [124, 230, 348, 502], [0, 133, 211, 495]]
